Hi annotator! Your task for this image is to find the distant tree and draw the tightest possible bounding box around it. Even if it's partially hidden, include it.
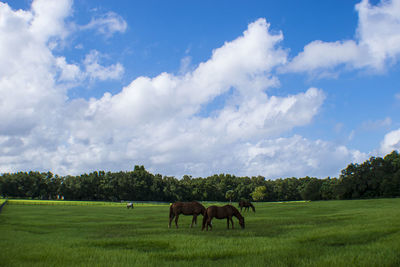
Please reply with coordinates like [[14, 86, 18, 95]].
[[225, 190, 235, 203], [320, 177, 338, 200], [300, 178, 322, 201], [251, 186, 267, 201], [2, 150, 400, 202]]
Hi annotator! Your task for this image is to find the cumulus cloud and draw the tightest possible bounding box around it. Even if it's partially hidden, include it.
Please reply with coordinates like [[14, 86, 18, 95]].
[[285, 0, 400, 74], [0, 0, 69, 137], [0, 0, 123, 140], [242, 135, 367, 178], [0, 1, 369, 178], [30, 0, 73, 43], [380, 128, 400, 154]]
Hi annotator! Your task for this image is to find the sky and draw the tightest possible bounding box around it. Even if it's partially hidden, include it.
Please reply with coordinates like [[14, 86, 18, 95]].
[[1, 0, 400, 179]]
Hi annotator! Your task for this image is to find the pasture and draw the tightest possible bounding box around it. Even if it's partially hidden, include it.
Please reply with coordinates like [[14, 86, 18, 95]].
[[0, 199, 399, 266]]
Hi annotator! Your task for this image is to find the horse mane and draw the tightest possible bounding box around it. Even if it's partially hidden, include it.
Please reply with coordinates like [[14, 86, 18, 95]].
[[229, 205, 243, 219]]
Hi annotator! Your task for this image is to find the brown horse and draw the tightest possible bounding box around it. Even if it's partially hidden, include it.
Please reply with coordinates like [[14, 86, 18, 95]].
[[202, 205, 245, 231], [238, 200, 255, 212], [169, 201, 206, 228]]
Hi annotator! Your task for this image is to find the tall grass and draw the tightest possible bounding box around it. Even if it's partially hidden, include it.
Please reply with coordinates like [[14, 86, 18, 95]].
[[0, 199, 399, 266]]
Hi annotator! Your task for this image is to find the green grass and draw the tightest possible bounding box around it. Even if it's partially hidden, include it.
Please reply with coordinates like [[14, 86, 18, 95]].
[[6, 199, 170, 206], [0, 199, 399, 266]]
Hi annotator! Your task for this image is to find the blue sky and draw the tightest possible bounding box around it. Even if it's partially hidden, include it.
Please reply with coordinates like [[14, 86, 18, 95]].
[[1, 0, 400, 178]]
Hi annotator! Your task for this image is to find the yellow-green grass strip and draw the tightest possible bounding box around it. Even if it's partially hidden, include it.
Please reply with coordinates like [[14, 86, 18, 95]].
[[7, 199, 169, 207]]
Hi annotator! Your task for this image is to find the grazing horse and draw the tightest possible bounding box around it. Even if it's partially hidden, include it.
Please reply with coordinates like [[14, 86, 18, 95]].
[[169, 201, 206, 228], [202, 205, 245, 231], [126, 202, 134, 209], [238, 200, 255, 212]]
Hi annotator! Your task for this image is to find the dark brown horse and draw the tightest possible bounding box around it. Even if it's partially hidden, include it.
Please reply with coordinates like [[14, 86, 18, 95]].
[[202, 205, 245, 231], [169, 201, 206, 228], [238, 200, 255, 212]]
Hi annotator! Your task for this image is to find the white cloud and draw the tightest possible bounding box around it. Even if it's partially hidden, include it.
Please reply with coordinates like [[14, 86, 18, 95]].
[[35, 19, 332, 177], [242, 136, 367, 178], [0, 1, 68, 137], [0, 2, 372, 179], [83, 50, 124, 81], [0, 0, 122, 140], [30, 0, 73, 43], [55, 56, 82, 82], [81, 11, 127, 38], [356, 0, 400, 69], [380, 128, 400, 154], [284, 40, 360, 73], [285, 0, 400, 74]]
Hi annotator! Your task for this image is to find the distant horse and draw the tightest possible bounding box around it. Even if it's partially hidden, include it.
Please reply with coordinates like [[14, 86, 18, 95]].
[[238, 201, 255, 212], [202, 205, 245, 231], [169, 201, 206, 228], [126, 202, 134, 209]]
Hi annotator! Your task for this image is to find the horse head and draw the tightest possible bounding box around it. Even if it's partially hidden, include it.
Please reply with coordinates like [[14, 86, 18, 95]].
[[239, 217, 245, 229], [250, 204, 255, 212], [201, 205, 207, 216], [232, 206, 245, 229]]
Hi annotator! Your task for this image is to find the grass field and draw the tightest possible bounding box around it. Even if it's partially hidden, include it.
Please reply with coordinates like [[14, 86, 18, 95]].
[[5, 199, 169, 207], [0, 199, 399, 266]]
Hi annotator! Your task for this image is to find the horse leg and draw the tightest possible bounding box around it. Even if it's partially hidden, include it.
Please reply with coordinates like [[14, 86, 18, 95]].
[[175, 215, 179, 228], [230, 217, 234, 229], [202, 214, 207, 230], [169, 214, 175, 228], [226, 218, 230, 229], [206, 218, 212, 231], [191, 215, 197, 228]]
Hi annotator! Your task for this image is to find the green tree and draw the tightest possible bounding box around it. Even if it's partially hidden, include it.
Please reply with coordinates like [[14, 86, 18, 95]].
[[225, 190, 235, 203], [320, 177, 338, 200], [300, 178, 322, 201], [251, 186, 267, 201]]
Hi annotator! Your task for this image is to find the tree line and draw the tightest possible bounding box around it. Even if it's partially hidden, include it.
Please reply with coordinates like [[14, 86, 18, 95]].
[[1, 151, 399, 202]]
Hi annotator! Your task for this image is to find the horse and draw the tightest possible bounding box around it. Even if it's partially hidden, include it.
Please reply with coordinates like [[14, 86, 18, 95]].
[[169, 201, 206, 228], [126, 202, 134, 209], [202, 205, 245, 231], [238, 200, 255, 212]]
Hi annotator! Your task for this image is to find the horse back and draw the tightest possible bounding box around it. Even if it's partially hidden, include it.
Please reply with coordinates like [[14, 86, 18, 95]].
[[171, 201, 205, 215], [206, 205, 233, 219]]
